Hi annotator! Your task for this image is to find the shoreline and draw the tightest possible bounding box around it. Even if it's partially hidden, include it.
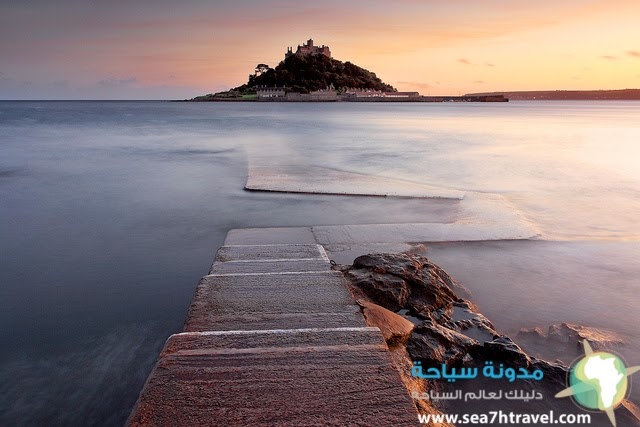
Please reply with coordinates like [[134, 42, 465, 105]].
[[182, 94, 509, 103]]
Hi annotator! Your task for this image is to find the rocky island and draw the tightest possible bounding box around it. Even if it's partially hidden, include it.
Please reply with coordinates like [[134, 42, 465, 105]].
[[187, 39, 508, 103]]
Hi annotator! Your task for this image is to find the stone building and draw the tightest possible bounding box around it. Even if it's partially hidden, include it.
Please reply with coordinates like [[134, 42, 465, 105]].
[[343, 88, 384, 98], [285, 39, 331, 59], [256, 87, 286, 99], [383, 91, 420, 98], [309, 88, 338, 101]]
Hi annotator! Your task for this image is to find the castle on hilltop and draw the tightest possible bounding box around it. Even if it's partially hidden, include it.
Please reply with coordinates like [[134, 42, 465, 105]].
[[285, 39, 331, 60]]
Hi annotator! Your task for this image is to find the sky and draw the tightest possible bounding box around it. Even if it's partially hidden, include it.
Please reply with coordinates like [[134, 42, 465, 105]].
[[1, 0, 640, 99]]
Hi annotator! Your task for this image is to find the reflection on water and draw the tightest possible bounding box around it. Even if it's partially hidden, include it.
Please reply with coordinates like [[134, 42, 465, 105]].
[[1, 101, 640, 425]]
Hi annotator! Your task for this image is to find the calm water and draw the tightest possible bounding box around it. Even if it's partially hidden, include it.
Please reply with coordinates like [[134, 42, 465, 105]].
[[1, 101, 639, 425]]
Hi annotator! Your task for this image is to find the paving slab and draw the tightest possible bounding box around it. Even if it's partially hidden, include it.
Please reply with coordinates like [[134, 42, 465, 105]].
[[323, 242, 421, 265], [167, 327, 384, 351], [185, 272, 364, 331], [224, 227, 316, 245], [127, 328, 419, 427], [246, 164, 465, 199], [214, 244, 329, 262], [312, 193, 540, 244], [312, 221, 538, 244], [185, 310, 365, 332], [209, 259, 331, 275]]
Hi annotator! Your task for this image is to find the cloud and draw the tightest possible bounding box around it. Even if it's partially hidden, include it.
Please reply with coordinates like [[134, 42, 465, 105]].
[[97, 77, 138, 87], [628, 51, 640, 58], [601, 55, 618, 60], [458, 58, 471, 65], [0, 72, 33, 88], [485, 62, 495, 67], [397, 81, 432, 90], [48, 80, 69, 88], [473, 80, 485, 84]]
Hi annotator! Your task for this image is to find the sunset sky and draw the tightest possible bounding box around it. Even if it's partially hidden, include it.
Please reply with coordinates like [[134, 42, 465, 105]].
[[1, 0, 639, 99]]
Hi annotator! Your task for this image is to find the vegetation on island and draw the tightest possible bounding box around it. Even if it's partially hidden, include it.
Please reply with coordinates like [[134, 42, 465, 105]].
[[191, 54, 396, 100]]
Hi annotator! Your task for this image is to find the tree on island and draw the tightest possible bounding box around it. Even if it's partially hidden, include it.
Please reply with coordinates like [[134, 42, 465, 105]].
[[242, 54, 396, 93], [192, 53, 396, 100], [254, 63, 270, 76]]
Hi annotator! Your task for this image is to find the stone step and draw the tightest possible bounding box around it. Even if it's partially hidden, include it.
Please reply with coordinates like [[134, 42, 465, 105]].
[[128, 230, 420, 426], [127, 328, 418, 427], [214, 244, 329, 262], [209, 259, 331, 275], [224, 227, 316, 245], [185, 272, 365, 331]]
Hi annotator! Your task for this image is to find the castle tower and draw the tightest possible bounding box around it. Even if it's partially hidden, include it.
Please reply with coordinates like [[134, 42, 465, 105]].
[[284, 38, 331, 60]]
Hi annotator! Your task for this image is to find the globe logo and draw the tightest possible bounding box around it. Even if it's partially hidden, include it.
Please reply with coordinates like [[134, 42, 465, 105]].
[[556, 340, 640, 426], [570, 352, 627, 410]]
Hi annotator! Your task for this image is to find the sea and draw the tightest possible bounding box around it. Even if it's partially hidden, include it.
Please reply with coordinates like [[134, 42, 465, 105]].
[[1, 100, 639, 426]]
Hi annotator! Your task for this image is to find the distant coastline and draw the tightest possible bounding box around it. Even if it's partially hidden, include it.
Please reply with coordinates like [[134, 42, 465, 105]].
[[466, 88, 640, 100]]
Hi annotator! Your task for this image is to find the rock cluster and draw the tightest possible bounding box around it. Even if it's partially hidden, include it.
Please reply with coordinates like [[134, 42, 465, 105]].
[[337, 253, 640, 426], [517, 323, 627, 357], [340, 253, 565, 382]]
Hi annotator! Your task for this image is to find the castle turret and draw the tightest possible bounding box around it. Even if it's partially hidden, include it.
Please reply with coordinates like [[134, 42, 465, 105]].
[[284, 38, 331, 60]]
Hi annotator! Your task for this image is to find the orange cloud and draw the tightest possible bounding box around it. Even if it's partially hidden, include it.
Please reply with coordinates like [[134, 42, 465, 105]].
[[397, 81, 432, 90]]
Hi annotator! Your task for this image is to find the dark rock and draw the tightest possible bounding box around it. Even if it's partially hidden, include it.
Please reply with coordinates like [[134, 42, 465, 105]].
[[517, 326, 545, 339], [478, 335, 531, 367], [345, 253, 463, 315], [453, 315, 496, 343], [547, 322, 626, 348], [449, 303, 496, 339], [516, 322, 627, 364], [529, 358, 567, 387], [349, 271, 410, 311], [407, 323, 481, 366], [518, 323, 626, 350]]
